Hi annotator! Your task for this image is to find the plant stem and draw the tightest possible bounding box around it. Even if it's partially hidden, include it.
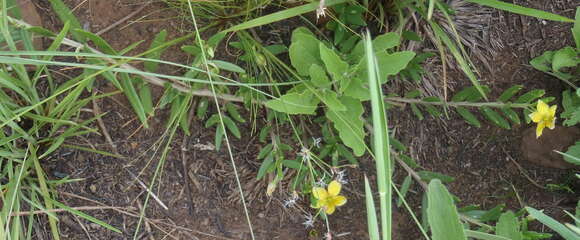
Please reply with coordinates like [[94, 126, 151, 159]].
[[384, 97, 531, 108]]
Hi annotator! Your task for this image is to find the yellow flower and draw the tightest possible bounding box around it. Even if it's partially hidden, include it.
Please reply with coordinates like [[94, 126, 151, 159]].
[[312, 180, 347, 215], [529, 100, 557, 138]]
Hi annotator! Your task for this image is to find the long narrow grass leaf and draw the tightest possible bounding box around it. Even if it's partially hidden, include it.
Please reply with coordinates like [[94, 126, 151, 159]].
[[465, 0, 573, 22], [224, 0, 349, 32]]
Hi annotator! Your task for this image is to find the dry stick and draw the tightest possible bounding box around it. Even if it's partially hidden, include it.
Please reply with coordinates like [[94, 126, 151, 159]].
[[8, 18, 241, 102], [87, 2, 148, 154], [508, 156, 546, 189], [125, 168, 169, 210], [10, 206, 125, 217], [180, 103, 197, 216], [92, 94, 119, 155], [60, 191, 232, 240], [394, 154, 428, 191], [95, 2, 151, 36]]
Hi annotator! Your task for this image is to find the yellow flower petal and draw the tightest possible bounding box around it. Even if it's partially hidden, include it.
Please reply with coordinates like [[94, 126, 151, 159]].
[[313, 187, 328, 200], [536, 121, 546, 138], [537, 100, 549, 114], [327, 180, 341, 196], [529, 112, 543, 123], [313, 199, 325, 209], [547, 119, 556, 129], [330, 195, 347, 207], [549, 105, 557, 118], [325, 205, 336, 215]]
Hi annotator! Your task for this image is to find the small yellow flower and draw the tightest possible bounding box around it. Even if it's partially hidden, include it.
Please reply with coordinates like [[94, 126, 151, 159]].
[[529, 100, 557, 138], [312, 180, 347, 215]]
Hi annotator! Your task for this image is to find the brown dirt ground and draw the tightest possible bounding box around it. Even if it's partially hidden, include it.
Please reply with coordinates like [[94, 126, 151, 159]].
[[23, 0, 579, 239]]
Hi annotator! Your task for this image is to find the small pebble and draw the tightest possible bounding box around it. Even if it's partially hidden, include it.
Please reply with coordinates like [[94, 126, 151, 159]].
[[89, 184, 97, 193]]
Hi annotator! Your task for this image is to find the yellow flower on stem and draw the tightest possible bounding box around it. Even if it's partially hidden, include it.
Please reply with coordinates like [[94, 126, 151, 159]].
[[529, 100, 557, 138], [312, 180, 347, 215]]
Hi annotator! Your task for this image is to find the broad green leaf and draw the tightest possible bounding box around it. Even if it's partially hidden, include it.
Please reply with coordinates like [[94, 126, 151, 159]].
[[222, 115, 241, 139], [373, 33, 400, 51], [496, 211, 523, 240], [210, 60, 246, 73], [552, 47, 578, 72], [336, 144, 358, 165], [321, 90, 346, 111], [480, 204, 506, 222], [456, 107, 482, 127], [138, 83, 153, 116], [397, 175, 413, 207], [144, 30, 167, 72], [419, 171, 455, 183], [400, 154, 419, 169], [564, 108, 580, 126], [465, 0, 573, 22], [427, 179, 466, 240], [530, 50, 555, 72], [343, 77, 370, 100], [376, 51, 416, 83], [309, 64, 331, 88], [282, 159, 303, 169], [326, 96, 366, 156], [265, 91, 320, 115], [515, 90, 545, 103], [481, 107, 511, 129], [526, 207, 579, 240], [257, 154, 274, 179], [289, 32, 323, 76], [319, 43, 349, 80], [215, 124, 224, 150], [411, 103, 424, 120], [264, 44, 288, 55], [350, 33, 400, 61], [564, 142, 580, 165], [257, 144, 273, 159], [501, 108, 521, 124], [498, 85, 523, 102], [226, 103, 246, 123]]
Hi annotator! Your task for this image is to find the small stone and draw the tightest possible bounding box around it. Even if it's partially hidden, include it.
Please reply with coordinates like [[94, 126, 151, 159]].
[[89, 184, 97, 193], [521, 126, 580, 169]]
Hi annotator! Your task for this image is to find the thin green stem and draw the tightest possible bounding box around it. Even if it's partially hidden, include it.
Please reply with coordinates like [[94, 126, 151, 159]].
[[385, 97, 531, 108], [186, 2, 256, 239]]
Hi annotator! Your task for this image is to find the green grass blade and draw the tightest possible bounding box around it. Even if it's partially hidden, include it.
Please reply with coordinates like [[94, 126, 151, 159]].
[[224, 0, 349, 32], [365, 176, 380, 240], [50, 200, 121, 233], [47, 0, 84, 41], [526, 207, 579, 240], [365, 31, 392, 240], [573, 7, 579, 49], [427, 179, 466, 240], [187, 2, 256, 239], [30, 145, 60, 240], [465, 230, 511, 240], [465, 0, 573, 22], [428, 21, 487, 100]]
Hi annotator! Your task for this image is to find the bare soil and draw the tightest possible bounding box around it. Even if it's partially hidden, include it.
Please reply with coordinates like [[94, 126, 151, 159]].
[[24, 0, 579, 239]]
